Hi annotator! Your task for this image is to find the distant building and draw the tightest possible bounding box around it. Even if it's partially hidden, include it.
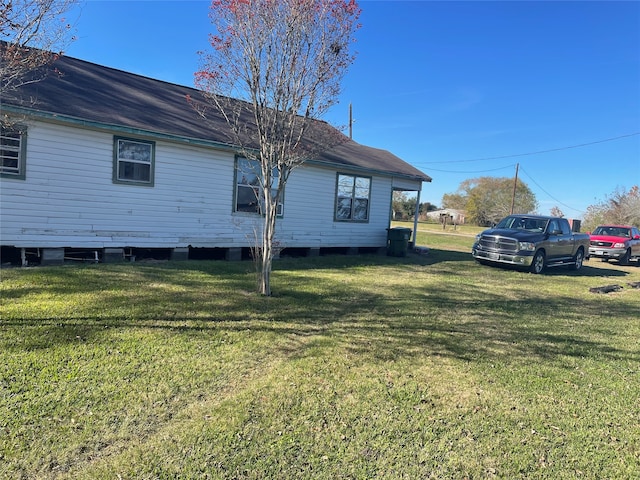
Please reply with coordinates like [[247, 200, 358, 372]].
[[425, 209, 466, 225]]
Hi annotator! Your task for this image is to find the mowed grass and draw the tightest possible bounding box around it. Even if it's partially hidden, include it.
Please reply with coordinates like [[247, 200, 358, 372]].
[[1, 229, 639, 479]]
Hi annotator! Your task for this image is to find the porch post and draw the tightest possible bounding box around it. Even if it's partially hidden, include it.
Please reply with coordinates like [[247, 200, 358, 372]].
[[412, 189, 421, 246]]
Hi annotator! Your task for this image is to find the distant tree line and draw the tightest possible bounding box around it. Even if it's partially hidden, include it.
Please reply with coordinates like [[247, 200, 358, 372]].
[[442, 176, 537, 226], [582, 185, 640, 231], [436, 174, 638, 230], [392, 192, 437, 220]]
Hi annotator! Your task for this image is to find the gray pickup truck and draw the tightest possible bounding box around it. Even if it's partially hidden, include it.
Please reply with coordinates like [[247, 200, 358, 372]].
[[472, 215, 590, 273]]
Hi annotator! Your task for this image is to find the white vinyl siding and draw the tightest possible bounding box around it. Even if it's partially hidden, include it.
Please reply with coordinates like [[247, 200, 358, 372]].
[[0, 120, 419, 250]]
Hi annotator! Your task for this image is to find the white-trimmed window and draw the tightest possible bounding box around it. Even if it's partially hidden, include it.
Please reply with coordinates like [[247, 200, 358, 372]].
[[113, 136, 155, 186], [335, 173, 371, 221], [235, 157, 282, 215], [0, 125, 27, 179]]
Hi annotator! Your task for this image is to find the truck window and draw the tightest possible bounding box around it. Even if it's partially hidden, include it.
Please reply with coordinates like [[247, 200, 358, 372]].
[[559, 219, 572, 235], [496, 217, 514, 229]]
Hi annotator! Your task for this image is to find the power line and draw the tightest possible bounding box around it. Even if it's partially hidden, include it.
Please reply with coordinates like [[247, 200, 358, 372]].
[[421, 132, 640, 165], [424, 164, 515, 174], [519, 166, 583, 214]]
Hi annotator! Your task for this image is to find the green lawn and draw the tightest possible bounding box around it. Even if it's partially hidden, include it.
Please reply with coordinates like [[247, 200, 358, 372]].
[[2, 233, 639, 479]]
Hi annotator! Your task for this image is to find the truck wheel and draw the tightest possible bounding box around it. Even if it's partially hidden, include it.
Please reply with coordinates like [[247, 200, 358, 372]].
[[530, 250, 546, 274], [571, 248, 584, 271], [619, 249, 631, 266]]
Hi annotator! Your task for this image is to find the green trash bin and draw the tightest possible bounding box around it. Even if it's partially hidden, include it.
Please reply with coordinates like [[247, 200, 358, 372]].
[[387, 227, 412, 257]]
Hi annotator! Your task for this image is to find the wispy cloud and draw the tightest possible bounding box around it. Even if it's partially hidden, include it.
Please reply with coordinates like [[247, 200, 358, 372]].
[[444, 87, 484, 112]]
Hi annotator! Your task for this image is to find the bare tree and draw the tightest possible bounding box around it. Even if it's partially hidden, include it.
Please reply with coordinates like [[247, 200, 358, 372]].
[[583, 185, 640, 231], [1, 0, 77, 110], [550, 206, 564, 218], [194, 0, 361, 296]]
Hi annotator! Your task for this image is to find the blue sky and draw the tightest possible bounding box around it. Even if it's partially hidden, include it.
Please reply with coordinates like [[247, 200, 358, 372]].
[[65, 0, 640, 219]]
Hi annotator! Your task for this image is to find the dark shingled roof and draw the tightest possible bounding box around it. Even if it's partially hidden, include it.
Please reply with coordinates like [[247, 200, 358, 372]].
[[3, 54, 431, 182]]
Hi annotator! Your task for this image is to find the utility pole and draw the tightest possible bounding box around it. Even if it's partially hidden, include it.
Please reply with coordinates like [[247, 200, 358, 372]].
[[510, 163, 519, 214]]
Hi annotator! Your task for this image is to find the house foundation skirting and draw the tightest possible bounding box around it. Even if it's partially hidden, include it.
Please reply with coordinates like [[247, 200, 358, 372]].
[[1, 245, 387, 267], [41, 248, 65, 266]]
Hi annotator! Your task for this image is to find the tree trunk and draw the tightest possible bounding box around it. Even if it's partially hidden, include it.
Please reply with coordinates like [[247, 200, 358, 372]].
[[258, 224, 272, 296], [257, 195, 277, 296]]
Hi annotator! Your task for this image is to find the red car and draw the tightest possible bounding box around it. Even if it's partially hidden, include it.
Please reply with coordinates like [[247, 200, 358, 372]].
[[589, 225, 640, 265]]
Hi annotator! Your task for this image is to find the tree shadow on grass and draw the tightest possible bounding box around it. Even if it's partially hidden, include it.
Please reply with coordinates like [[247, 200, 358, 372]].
[[299, 272, 626, 362], [3, 256, 638, 367], [459, 255, 632, 279], [280, 278, 639, 364], [411, 248, 472, 266]]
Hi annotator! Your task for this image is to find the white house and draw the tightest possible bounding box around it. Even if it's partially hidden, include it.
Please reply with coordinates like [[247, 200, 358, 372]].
[[0, 54, 431, 265]]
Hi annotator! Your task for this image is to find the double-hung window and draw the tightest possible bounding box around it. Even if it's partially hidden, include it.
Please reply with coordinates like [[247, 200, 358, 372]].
[[113, 137, 155, 186], [1, 125, 27, 179], [335, 173, 371, 221], [235, 157, 282, 215]]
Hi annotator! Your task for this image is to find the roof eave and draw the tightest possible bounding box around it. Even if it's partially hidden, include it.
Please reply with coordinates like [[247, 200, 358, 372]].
[[7, 105, 432, 182], [304, 158, 431, 183], [3, 105, 242, 153]]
